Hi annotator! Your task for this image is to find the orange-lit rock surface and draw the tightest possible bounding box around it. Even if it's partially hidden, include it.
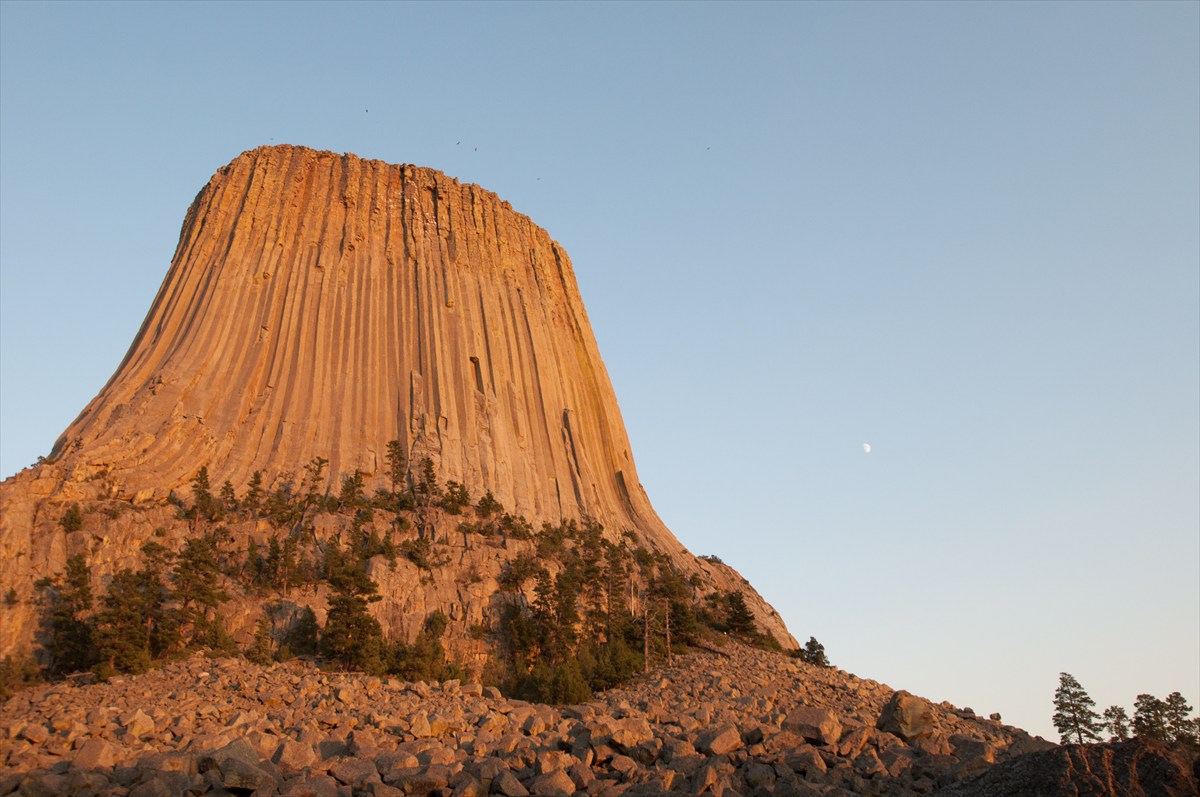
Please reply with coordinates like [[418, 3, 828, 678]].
[[0, 146, 796, 655]]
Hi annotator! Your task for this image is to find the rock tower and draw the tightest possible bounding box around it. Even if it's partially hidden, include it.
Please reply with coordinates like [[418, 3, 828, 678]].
[[0, 145, 795, 654]]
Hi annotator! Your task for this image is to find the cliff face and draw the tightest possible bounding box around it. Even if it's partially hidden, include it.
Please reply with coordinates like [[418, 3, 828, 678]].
[[0, 145, 796, 655], [49, 146, 653, 537]]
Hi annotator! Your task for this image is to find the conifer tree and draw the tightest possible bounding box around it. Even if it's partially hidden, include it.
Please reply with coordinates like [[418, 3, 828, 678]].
[[385, 439, 407, 495], [1052, 672, 1102, 744], [282, 606, 319, 658], [320, 542, 384, 673], [1133, 693, 1170, 741], [243, 471, 264, 515], [172, 534, 230, 649], [339, 470, 366, 509], [219, 480, 238, 514], [41, 554, 96, 674], [1102, 705, 1131, 741], [190, 466, 219, 523], [800, 636, 830, 667], [302, 457, 328, 513], [1163, 692, 1197, 748], [725, 591, 757, 637], [246, 615, 274, 665], [95, 566, 172, 674]]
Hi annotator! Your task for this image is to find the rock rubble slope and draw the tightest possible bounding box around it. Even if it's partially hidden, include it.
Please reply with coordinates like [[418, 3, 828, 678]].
[[1, 642, 1059, 797]]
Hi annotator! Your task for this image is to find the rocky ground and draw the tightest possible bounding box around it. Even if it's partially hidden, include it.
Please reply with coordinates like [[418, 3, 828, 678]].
[[936, 737, 1199, 797], [0, 642, 1057, 797]]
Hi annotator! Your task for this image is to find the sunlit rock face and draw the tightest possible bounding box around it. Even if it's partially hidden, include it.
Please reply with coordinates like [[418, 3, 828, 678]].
[[52, 145, 653, 533], [0, 145, 797, 654]]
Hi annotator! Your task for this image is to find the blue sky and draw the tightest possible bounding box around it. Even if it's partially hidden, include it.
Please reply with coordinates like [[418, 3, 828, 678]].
[[2, 1, 1196, 740]]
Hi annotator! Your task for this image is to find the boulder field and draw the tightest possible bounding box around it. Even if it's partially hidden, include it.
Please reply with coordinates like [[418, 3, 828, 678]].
[[1, 642, 1057, 796]]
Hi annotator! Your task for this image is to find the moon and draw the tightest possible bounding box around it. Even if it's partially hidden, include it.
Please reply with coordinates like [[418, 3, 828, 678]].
[[863, 443, 871, 454]]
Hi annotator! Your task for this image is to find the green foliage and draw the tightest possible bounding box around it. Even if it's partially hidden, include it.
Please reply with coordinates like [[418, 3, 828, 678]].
[[1053, 673, 1102, 744], [417, 458, 438, 502], [190, 466, 221, 523], [302, 457, 329, 513], [440, 481, 470, 514], [0, 656, 41, 701], [39, 554, 96, 675], [219, 481, 238, 513], [402, 537, 433, 570], [322, 590, 383, 673], [172, 533, 230, 649], [499, 555, 544, 592], [321, 540, 384, 673], [60, 504, 83, 533], [339, 471, 366, 509], [499, 513, 534, 539], [96, 568, 167, 674], [246, 614, 274, 665], [388, 611, 460, 682], [282, 607, 319, 659], [518, 658, 591, 705], [799, 636, 830, 667], [385, 439, 407, 495], [475, 491, 503, 518], [243, 471, 264, 514], [264, 479, 302, 530], [1102, 705, 1131, 742], [1133, 693, 1169, 741], [1164, 692, 1198, 749], [724, 591, 757, 637]]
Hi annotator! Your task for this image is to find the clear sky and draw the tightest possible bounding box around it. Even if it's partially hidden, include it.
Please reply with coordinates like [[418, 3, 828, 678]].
[[2, 1, 1196, 741]]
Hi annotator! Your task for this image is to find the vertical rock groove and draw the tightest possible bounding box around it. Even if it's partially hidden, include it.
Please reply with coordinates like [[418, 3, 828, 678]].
[[46, 145, 674, 546]]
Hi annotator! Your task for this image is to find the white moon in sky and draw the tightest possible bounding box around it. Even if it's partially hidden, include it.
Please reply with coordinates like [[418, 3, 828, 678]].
[[863, 443, 871, 454]]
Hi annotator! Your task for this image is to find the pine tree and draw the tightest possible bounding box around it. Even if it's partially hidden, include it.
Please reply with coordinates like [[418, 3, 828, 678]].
[[339, 471, 365, 509], [1102, 705, 1131, 741], [725, 591, 757, 637], [800, 636, 830, 667], [1052, 672, 1102, 744], [1133, 694, 1170, 741], [190, 466, 219, 523], [385, 439, 407, 495], [320, 546, 384, 673], [219, 480, 238, 514], [282, 606, 319, 658], [172, 534, 230, 650], [246, 614, 274, 665], [41, 554, 96, 674], [243, 471, 264, 515], [96, 568, 166, 674], [302, 457, 329, 513], [1163, 692, 1198, 748]]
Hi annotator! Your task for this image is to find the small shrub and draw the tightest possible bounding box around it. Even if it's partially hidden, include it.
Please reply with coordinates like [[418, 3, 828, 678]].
[[60, 504, 83, 533]]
